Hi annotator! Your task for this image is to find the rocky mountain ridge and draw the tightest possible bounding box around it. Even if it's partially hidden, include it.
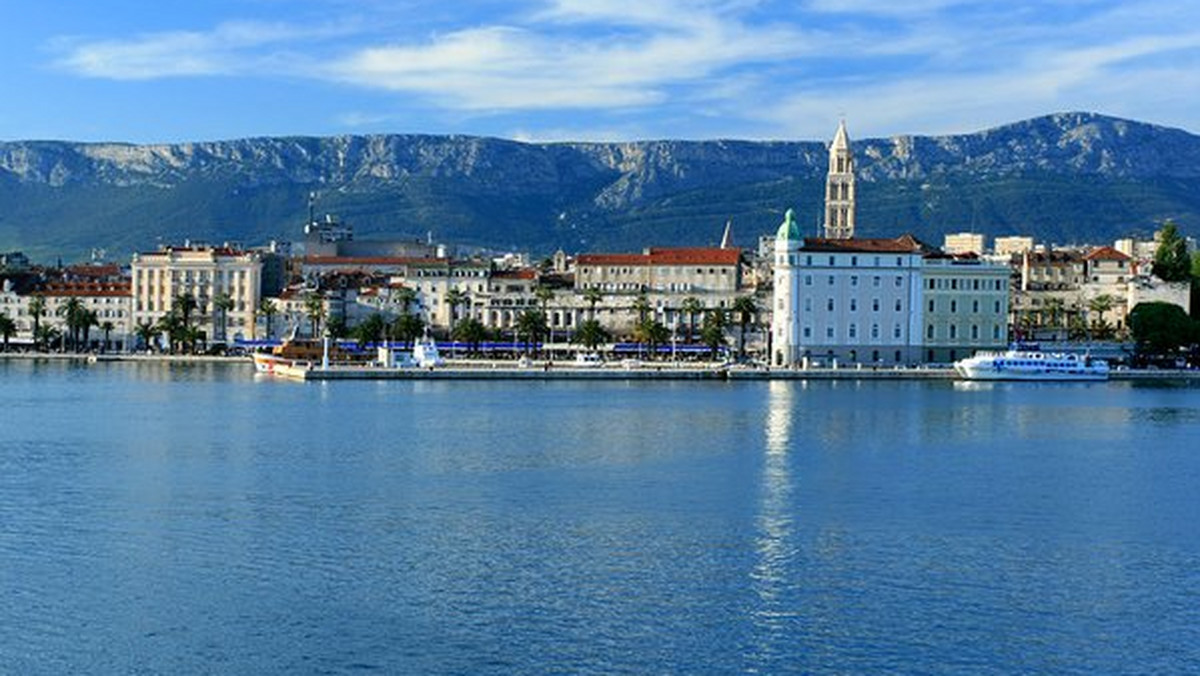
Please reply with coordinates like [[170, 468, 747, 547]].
[[1, 112, 1198, 261]]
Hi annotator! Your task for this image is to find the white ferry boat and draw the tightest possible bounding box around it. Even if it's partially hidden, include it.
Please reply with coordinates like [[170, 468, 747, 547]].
[[954, 344, 1109, 381]]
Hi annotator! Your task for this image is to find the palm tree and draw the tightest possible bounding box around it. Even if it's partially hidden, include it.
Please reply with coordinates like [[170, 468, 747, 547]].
[[391, 313, 426, 343], [633, 319, 670, 360], [35, 324, 60, 352], [353, 313, 387, 348], [79, 309, 99, 350], [632, 293, 651, 325], [212, 291, 235, 342], [515, 309, 548, 355], [701, 309, 728, 361], [582, 287, 604, 321], [394, 286, 418, 316], [0, 313, 15, 351], [58, 297, 85, 351], [156, 312, 185, 353], [445, 288, 469, 343], [535, 285, 555, 347], [452, 317, 488, 355], [257, 299, 279, 340], [680, 297, 703, 343], [1088, 294, 1118, 338], [572, 318, 610, 352], [135, 320, 158, 352], [172, 293, 198, 331], [100, 321, 115, 353], [731, 295, 759, 360], [304, 293, 326, 337], [28, 296, 46, 351]]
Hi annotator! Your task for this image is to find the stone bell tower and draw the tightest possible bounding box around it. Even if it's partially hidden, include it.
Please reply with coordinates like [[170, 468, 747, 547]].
[[823, 120, 856, 240]]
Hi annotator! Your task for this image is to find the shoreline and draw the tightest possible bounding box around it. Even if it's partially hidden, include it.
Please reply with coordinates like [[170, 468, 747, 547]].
[[5, 352, 1194, 382]]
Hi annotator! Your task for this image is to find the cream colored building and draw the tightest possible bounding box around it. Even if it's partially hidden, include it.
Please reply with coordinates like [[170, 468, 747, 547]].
[[994, 236, 1035, 256], [943, 232, 986, 255], [131, 245, 262, 343]]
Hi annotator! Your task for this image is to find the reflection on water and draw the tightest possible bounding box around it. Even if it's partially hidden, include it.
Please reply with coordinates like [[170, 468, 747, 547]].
[[3, 364, 1200, 673]]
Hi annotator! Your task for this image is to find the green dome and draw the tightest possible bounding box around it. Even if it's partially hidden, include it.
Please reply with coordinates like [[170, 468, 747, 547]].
[[775, 208, 801, 242]]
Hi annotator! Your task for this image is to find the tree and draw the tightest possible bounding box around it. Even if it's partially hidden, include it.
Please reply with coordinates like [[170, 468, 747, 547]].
[[452, 317, 487, 355], [535, 285, 556, 345], [701, 309, 728, 360], [28, 296, 46, 351], [326, 315, 349, 341], [515, 309, 548, 355], [1088, 294, 1118, 338], [35, 324, 60, 351], [445, 288, 469, 339], [0, 313, 15, 351], [731, 295, 759, 360], [633, 319, 670, 360], [632, 293, 652, 324], [58, 297, 85, 351], [303, 293, 326, 337], [391, 313, 425, 343], [353, 313, 387, 347], [681, 296, 703, 343], [100, 321, 115, 353], [1129, 302, 1196, 355], [572, 318, 610, 351], [212, 291, 235, 342], [79, 309, 99, 349], [582, 287, 604, 320], [1152, 221, 1191, 283], [135, 320, 158, 352], [258, 299, 279, 340], [172, 293, 198, 331], [394, 286, 418, 316], [156, 312, 185, 353]]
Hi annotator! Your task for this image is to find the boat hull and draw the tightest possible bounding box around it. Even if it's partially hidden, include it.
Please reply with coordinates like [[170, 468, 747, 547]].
[[954, 364, 1108, 381]]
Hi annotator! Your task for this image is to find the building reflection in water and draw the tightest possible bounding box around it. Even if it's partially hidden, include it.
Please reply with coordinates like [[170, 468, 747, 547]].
[[748, 380, 799, 667]]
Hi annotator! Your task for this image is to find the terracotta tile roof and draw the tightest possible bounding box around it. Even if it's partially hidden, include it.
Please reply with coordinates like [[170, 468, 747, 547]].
[[801, 234, 931, 254], [1084, 246, 1131, 261], [577, 247, 741, 266], [37, 281, 131, 297], [492, 269, 538, 280]]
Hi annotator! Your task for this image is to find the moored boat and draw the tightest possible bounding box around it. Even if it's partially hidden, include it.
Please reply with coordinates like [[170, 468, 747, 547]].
[[954, 344, 1109, 381]]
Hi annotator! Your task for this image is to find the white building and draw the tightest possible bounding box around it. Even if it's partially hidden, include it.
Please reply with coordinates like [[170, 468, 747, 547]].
[[943, 232, 986, 255], [994, 236, 1035, 256], [131, 245, 262, 343]]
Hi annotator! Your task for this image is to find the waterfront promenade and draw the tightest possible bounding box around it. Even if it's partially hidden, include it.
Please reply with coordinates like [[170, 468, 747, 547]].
[[3, 351, 1196, 382]]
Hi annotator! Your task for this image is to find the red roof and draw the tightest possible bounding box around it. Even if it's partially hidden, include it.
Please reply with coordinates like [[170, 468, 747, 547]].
[[1084, 246, 1131, 261], [578, 247, 741, 267], [37, 281, 131, 297], [492, 269, 538, 280]]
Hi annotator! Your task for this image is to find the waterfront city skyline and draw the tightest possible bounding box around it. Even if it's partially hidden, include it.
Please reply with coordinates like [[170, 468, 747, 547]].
[[2, 0, 1199, 144]]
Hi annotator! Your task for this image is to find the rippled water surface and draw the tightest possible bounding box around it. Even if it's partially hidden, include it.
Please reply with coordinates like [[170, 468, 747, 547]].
[[3, 360, 1200, 674]]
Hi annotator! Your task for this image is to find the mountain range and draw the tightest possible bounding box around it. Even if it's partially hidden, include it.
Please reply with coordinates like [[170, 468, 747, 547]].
[[1, 111, 1198, 262]]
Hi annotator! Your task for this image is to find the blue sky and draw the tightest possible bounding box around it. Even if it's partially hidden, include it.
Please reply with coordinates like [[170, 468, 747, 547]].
[[2, 0, 1198, 143]]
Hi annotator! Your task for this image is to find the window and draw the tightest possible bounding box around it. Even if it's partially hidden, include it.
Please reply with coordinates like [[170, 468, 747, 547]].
[[895, 276, 903, 287], [826, 326, 834, 338], [895, 299, 902, 312], [950, 300, 957, 313], [972, 300, 979, 313], [828, 276, 834, 286], [803, 326, 812, 338], [851, 256, 858, 266], [871, 324, 880, 339], [872, 298, 880, 312], [894, 324, 902, 338], [850, 275, 858, 287], [850, 299, 858, 312], [805, 255, 812, 266], [804, 298, 812, 312], [971, 324, 979, 340], [927, 325, 934, 339], [928, 299, 935, 313], [951, 279, 958, 290], [827, 298, 834, 311], [849, 324, 857, 338], [994, 300, 1001, 313], [873, 276, 881, 287], [829, 256, 836, 266], [805, 275, 813, 286], [950, 325, 958, 339]]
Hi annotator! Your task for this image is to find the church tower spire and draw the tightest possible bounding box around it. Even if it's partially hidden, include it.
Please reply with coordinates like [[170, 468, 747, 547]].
[[823, 120, 856, 240]]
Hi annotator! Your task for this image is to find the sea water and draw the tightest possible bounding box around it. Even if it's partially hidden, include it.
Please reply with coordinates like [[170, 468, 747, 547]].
[[2, 360, 1199, 673]]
